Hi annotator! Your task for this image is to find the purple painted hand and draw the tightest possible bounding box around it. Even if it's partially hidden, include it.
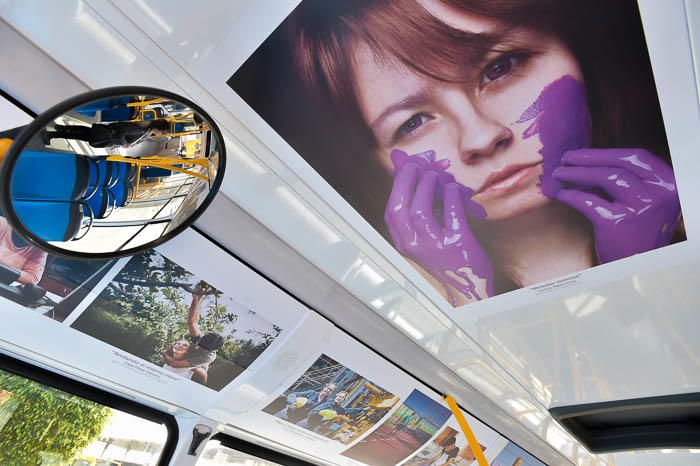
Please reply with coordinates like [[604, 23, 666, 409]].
[[553, 148, 681, 263], [385, 149, 494, 304]]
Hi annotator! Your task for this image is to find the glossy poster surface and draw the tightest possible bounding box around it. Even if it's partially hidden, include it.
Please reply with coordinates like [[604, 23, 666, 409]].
[[229, 329, 519, 466], [0, 221, 309, 411], [341, 389, 452, 466], [70, 249, 282, 391], [262, 354, 399, 444], [0, 92, 547, 466], [401, 416, 502, 466], [228, 0, 685, 308], [491, 441, 548, 466]]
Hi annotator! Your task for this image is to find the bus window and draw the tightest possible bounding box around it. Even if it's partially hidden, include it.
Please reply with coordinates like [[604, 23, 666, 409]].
[[0, 367, 169, 466], [196, 434, 317, 466], [197, 440, 282, 466]]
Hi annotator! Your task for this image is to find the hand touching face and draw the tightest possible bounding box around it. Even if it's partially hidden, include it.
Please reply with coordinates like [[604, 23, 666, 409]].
[[353, 1, 586, 221], [385, 149, 494, 303], [554, 148, 680, 262]]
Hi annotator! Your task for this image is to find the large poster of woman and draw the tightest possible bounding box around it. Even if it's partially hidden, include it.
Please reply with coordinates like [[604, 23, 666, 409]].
[[228, 0, 685, 308]]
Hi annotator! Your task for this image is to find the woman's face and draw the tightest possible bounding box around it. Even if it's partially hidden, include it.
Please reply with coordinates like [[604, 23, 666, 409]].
[[172, 340, 190, 358], [352, 0, 585, 221]]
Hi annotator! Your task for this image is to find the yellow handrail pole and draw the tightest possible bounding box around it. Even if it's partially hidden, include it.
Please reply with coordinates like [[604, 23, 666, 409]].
[[444, 395, 489, 466], [145, 163, 208, 181], [168, 130, 202, 137], [133, 161, 208, 181], [135, 164, 141, 197], [105, 155, 209, 181], [114, 160, 207, 181], [105, 156, 203, 171], [170, 112, 194, 122], [137, 155, 210, 169], [165, 118, 195, 125], [126, 97, 165, 107]]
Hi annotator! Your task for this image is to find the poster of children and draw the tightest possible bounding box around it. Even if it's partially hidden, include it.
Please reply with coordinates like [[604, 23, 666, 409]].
[[70, 249, 283, 391], [341, 390, 452, 466], [403, 426, 486, 466], [263, 354, 399, 444]]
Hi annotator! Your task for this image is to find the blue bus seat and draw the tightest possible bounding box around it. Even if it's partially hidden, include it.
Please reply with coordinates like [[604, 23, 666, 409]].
[[11, 151, 90, 202], [107, 181, 132, 207], [84, 188, 115, 219], [11, 200, 85, 242], [105, 161, 133, 187]]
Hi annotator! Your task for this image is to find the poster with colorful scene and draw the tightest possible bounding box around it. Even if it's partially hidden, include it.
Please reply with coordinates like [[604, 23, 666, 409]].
[[403, 425, 490, 466], [263, 354, 399, 444], [491, 441, 545, 466], [70, 249, 282, 391], [341, 389, 452, 466]]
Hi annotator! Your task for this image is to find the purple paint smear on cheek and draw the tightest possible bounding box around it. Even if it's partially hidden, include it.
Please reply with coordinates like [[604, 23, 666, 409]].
[[516, 75, 591, 198]]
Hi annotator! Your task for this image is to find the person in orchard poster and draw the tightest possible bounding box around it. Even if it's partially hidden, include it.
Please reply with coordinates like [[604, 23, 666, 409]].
[[229, 0, 685, 307]]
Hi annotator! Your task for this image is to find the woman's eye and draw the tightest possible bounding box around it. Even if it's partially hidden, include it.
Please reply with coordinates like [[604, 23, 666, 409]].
[[481, 55, 519, 86], [396, 114, 430, 138]]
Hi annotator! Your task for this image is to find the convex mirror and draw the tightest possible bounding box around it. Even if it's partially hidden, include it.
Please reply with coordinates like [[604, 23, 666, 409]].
[[0, 87, 225, 259]]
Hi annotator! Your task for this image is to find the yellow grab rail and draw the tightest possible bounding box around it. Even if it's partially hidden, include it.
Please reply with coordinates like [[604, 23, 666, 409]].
[[105, 155, 209, 182], [126, 97, 166, 108], [444, 395, 489, 466]]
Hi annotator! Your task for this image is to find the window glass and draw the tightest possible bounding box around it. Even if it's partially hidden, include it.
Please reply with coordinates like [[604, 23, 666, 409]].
[[0, 368, 168, 465], [197, 439, 283, 466]]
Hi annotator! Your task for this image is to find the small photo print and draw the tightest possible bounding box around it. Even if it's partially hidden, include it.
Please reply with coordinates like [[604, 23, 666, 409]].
[[491, 442, 544, 466], [263, 354, 399, 444], [0, 214, 112, 322], [341, 389, 452, 466], [403, 426, 487, 466], [70, 249, 282, 391]]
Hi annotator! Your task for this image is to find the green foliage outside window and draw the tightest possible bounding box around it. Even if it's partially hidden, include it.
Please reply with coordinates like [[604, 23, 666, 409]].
[[0, 370, 111, 466]]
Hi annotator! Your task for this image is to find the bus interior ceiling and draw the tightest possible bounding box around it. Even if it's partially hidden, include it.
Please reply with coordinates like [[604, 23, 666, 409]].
[[0, 1, 700, 466]]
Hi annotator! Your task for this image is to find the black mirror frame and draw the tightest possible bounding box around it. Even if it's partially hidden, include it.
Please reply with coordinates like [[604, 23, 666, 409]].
[[0, 86, 226, 260]]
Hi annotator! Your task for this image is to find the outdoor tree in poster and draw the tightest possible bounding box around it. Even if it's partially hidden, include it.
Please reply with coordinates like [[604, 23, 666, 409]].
[[71, 250, 282, 391]]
